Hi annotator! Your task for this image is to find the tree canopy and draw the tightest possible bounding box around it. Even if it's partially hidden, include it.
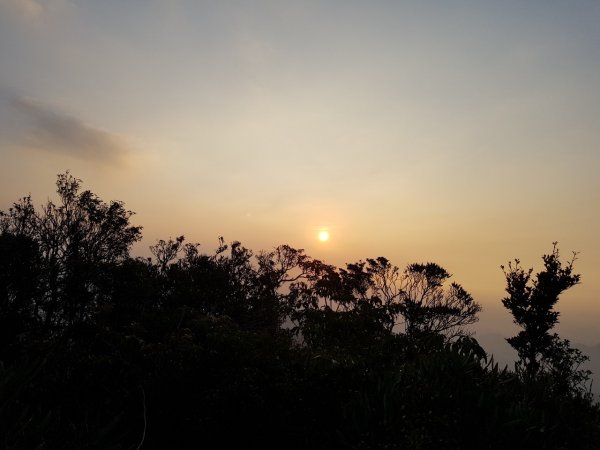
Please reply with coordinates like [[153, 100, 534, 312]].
[[0, 174, 598, 449], [502, 244, 591, 396]]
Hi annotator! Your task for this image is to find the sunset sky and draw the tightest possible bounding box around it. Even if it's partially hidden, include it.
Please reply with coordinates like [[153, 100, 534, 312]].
[[1, 1, 599, 344]]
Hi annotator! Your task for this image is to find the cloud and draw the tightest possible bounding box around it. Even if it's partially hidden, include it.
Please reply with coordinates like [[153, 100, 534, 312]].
[[0, 0, 43, 19], [0, 0, 69, 21], [2, 94, 131, 164]]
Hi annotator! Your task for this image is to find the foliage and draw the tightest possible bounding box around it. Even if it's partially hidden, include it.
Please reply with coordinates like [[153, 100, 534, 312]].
[[0, 174, 598, 449], [400, 262, 481, 339], [502, 243, 591, 397], [0, 172, 142, 332]]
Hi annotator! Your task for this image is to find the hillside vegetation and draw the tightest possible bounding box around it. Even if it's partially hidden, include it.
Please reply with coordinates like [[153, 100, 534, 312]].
[[1, 174, 598, 449]]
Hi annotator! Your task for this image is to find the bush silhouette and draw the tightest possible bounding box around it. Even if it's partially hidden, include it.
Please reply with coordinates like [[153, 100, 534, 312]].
[[0, 174, 598, 449]]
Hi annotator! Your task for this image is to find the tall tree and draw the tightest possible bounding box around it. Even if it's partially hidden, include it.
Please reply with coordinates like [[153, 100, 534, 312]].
[[0, 172, 142, 330], [502, 243, 589, 392]]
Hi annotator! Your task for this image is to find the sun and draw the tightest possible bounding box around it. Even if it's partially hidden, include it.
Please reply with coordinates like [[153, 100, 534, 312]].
[[318, 230, 330, 242]]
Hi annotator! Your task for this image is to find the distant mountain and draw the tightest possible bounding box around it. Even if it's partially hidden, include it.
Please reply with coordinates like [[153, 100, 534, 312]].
[[475, 332, 600, 396], [475, 332, 517, 369]]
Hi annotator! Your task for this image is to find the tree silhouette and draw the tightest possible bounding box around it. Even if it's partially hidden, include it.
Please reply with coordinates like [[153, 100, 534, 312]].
[[0, 233, 42, 360], [400, 262, 481, 339], [0, 172, 142, 331], [284, 256, 481, 351], [1, 174, 599, 449], [502, 243, 590, 394]]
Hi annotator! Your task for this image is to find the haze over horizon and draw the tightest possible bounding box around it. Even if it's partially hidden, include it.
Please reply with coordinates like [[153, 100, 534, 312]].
[[1, 0, 599, 345]]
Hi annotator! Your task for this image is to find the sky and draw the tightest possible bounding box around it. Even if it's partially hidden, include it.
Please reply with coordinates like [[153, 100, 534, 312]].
[[1, 0, 599, 345]]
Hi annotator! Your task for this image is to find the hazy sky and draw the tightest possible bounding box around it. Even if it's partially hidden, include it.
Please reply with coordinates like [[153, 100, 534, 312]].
[[1, 0, 599, 343]]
